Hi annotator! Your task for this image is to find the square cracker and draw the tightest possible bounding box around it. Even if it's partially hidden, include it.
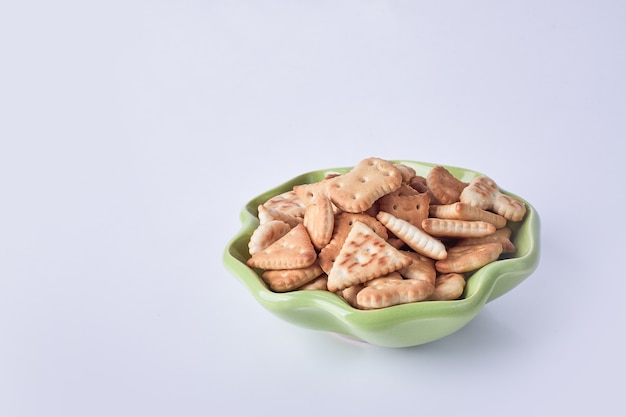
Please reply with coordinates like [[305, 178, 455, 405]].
[[378, 186, 430, 229], [325, 157, 403, 213]]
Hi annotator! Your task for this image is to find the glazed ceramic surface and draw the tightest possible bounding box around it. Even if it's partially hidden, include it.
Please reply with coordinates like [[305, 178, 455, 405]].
[[223, 160, 540, 348]]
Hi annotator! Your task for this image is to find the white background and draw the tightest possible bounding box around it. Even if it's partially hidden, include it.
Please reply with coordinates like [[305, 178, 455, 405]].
[[1, 1, 625, 416]]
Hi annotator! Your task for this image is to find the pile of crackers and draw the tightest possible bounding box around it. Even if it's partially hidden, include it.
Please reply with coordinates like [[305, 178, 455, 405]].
[[246, 157, 526, 310]]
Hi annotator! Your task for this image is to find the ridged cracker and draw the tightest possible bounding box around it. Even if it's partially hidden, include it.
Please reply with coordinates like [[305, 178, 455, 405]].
[[435, 242, 503, 273], [429, 202, 507, 229], [356, 272, 434, 309], [376, 211, 447, 260], [492, 193, 527, 222], [421, 218, 496, 238], [456, 227, 516, 253], [262, 262, 324, 292]]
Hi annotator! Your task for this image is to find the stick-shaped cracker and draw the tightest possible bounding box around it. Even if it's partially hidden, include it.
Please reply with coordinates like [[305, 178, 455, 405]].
[[376, 211, 447, 260]]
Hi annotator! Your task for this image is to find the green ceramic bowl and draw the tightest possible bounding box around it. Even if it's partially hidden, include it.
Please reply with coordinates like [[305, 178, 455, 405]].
[[223, 160, 540, 348]]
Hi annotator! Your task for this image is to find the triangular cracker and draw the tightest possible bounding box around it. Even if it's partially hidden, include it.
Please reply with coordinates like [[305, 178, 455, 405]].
[[248, 219, 292, 256], [326, 221, 412, 292], [246, 223, 317, 270], [258, 204, 303, 227], [318, 212, 388, 274]]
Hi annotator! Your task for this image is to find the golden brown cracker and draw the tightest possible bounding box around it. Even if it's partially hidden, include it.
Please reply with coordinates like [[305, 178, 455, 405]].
[[378, 186, 430, 229], [318, 212, 388, 274], [421, 218, 496, 238], [262, 262, 324, 292], [376, 211, 448, 260], [459, 176, 526, 222], [262, 190, 306, 218], [325, 157, 403, 213], [459, 175, 497, 209], [257, 204, 303, 227], [303, 194, 334, 249], [246, 223, 317, 270], [296, 273, 328, 291], [326, 221, 412, 292], [429, 202, 507, 229], [394, 163, 417, 183], [293, 179, 331, 207], [338, 283, 365, 308], [456, 227, 516, 253], [248, 219, 292, 256], [398, 251, 436, 286], [493, 193, 527, 222], [428, 273, 466, 301], [435, 242, 503, 273], [356, 272, 434, 309], [427, 166, 468, 205], [408, 175, 429, 194]]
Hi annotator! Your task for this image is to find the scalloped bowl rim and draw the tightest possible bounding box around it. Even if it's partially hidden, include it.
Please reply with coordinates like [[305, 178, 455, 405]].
[[223, 160, 540, 348]]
